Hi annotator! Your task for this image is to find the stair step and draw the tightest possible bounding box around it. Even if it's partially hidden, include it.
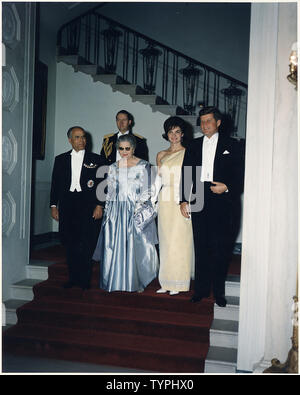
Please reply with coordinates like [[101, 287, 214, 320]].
[[73, 64, 101, 75], [4, 324, 208, 372], [57, 55, 87, 66], [33, 279, 214, 315], [11, 279, 42, 301], [111, 84, 138, 96], [93, 74, 118, 85], [151, 104, 179, 116], [204, 346, 237, 373], [177, 115, 198, 125], [214, 296, 239, 321], [210, 319, 238, 348], [17, 299, 212, 342], [225, 275, 240, 297], [3, 299, 28, 325], [131, 94, 158, 105], [26, 260, 53, 281]]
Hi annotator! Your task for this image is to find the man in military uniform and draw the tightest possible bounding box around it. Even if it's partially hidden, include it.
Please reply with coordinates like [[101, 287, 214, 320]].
[[100, 110, 149, 164]]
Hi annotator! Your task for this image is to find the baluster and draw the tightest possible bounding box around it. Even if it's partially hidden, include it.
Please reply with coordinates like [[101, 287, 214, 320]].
[[165, 50, 169, 102], [202, 69, 207, 106], [162, 49, 169, 101], [67, 19, 81, 55], [85, 14, 91, 62], [172, 54, 179, 105], [216, 74, 220, 108], [123, 30, 129, 81], [206, 70, 210, 106], [132, 34, 139, 84], [93, 14, 98, 65], [97, 16, 101, 67], [213, 73, 217, 107]]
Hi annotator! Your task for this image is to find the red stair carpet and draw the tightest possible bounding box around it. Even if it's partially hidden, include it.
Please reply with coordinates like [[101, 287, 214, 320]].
[[3, 245, 240, 373]]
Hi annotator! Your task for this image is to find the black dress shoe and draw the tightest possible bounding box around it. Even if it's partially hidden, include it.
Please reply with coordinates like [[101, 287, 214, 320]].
[[215, 296, 227, 307], [63, 281, 75, 289], [191, 294, 208, 303]]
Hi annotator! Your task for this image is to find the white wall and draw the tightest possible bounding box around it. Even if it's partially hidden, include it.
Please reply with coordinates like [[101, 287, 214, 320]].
[[54, 62, 169, 161]]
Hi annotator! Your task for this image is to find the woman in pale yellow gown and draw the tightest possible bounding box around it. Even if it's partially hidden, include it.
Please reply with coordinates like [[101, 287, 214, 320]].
[[156, 117, 194, 295]]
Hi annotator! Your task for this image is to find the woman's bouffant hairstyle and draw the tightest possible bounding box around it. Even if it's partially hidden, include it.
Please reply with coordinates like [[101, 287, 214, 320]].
[[162, 116, 187, 141], [116, 133, 137, 151]]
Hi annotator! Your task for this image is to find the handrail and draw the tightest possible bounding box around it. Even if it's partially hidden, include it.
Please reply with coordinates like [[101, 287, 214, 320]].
[[92, 10, 247, 88], [57, 4, 105, 45]]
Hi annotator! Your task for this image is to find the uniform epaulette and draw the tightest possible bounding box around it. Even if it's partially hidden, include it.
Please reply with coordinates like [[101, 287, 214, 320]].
[[103, 133, 114, 139], [133, 133, 145, 140]]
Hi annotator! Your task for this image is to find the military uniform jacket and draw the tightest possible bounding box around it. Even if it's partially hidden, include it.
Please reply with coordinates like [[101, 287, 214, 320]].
[[100, 131, 149, 165]]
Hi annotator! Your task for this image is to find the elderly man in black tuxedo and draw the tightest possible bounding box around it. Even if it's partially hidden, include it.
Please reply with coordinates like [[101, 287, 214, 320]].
[[100, 110, 149, 165], [50, 126, 103, 290], [180, 107, 244, 307]]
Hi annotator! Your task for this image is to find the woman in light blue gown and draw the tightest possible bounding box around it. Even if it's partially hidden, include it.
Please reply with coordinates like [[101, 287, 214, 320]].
[[93, 134, 158, 292]]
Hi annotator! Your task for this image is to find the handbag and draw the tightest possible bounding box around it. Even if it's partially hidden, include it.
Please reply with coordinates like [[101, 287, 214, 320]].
[[133, 200, 157, 231]]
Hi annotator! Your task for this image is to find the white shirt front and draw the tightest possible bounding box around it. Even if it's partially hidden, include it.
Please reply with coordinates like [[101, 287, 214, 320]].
[[116, 130, 130, 161], [201, 132, 219, 182], [70, 149, 85, 192]]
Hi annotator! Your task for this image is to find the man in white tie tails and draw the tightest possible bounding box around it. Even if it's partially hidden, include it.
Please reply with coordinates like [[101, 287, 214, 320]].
[[180, 107, 244, 307], [50, 126, 103, 290]]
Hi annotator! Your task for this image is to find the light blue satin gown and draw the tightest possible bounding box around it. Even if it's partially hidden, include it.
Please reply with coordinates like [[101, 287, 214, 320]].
[[93, 159, 158, 292]]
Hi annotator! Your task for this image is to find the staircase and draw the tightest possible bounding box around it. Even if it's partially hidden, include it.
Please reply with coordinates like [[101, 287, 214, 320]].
[[3, 251, 214, 373], [3, 243, 240, 373], [205, 274, 240, 373], [3, 260, 55, 328], [56, 8, 248, 138]]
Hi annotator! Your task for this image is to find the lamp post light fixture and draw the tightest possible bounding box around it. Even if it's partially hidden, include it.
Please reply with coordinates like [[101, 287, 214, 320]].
[[139, 42, 162, 94], [180, 62, 202, 114], [101, 24, 122, 74], [287, 42, 298, 90], [221, 82, 245, 137]]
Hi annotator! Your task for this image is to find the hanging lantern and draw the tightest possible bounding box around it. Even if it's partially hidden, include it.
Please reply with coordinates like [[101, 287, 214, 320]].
[[139, 42, 162, 94], [179, 62, 202, 114], [101, 25, 122, 73], [67, 20, 81, 55], [221, 82, 245, 136]]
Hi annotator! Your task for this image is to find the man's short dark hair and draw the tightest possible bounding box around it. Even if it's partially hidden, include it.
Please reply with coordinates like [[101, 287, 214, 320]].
[[199, 106, 222, 122], [116, 110, 134, 129], [67, 126, 85, 139]]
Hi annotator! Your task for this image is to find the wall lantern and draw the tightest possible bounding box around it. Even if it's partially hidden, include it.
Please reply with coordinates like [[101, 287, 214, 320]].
[[101, 25, 122, 73], [179, 62, 202, 114], [221, 82, 245, 137], [287, 42, 298, 90], [139, 42, 162, 94]]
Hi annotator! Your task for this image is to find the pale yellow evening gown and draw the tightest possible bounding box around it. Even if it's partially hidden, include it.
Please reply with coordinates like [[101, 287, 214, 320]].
[[157, 149, 194, 292]]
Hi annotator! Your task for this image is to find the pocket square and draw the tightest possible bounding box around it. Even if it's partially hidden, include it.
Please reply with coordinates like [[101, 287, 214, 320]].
[[223, 150, 230, 155]]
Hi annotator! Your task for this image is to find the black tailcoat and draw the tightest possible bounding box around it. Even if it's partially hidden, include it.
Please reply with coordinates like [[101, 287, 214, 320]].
[[50, 150, 103, 287], [181, 134, 244, 297]]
